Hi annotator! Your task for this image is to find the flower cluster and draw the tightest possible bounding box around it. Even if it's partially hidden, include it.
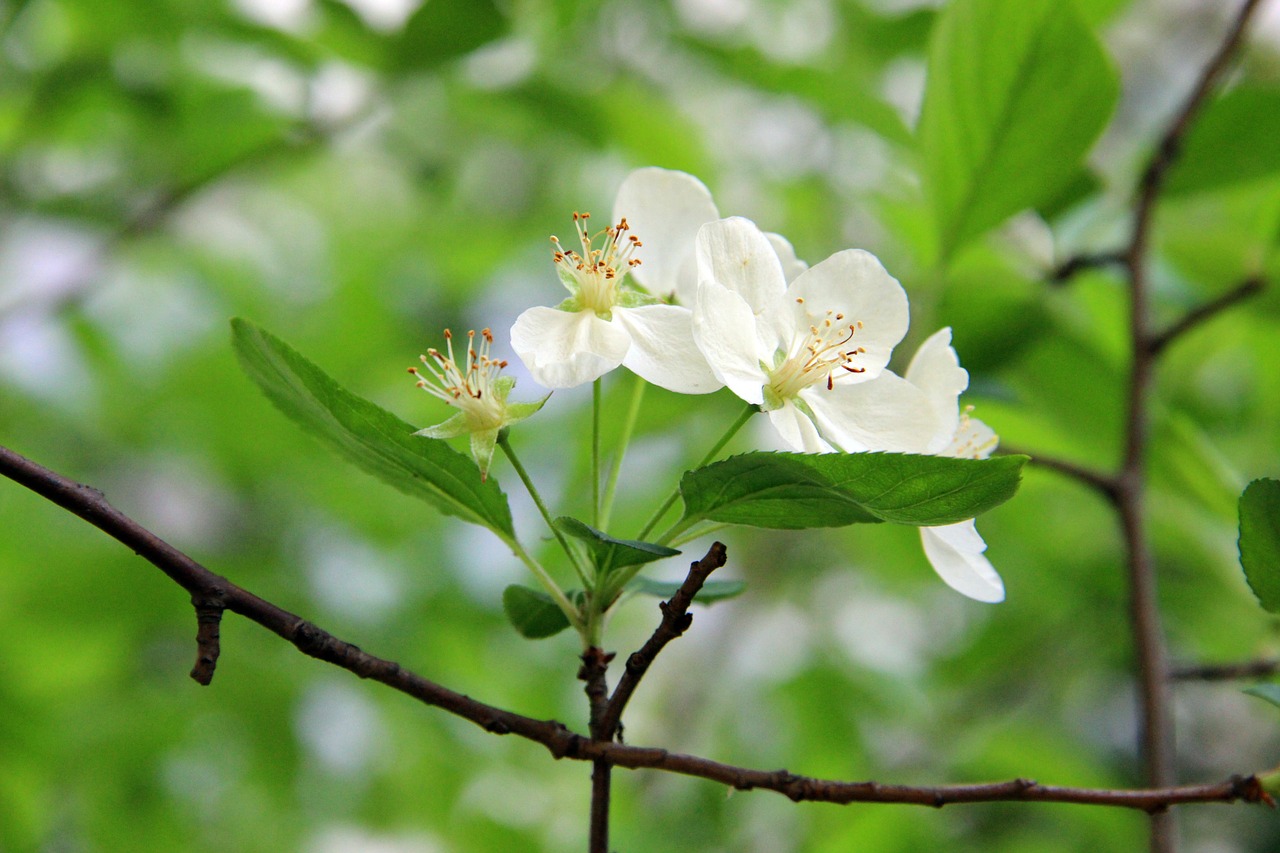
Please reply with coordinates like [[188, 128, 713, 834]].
[[411, 168, 1003, 602]]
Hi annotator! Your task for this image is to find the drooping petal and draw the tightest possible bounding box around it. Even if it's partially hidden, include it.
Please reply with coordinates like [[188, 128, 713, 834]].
[[692, 280, 769, 405], [765, 401, 833, 453], [786, 249, 909, 382], [612, 304, 722, 394], [695, 218, 791, 349], [766, 231, 809, 283], [801, 370, 937, 453], [613, 167, 719, 304], [511, 306, 630, 389], [905, 327, 969, 452], [920, 520, 1004, 603]]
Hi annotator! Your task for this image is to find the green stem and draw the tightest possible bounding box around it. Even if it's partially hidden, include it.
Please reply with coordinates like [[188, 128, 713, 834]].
[[635, 403, 758, 542], [598, 374, 647, 531], [507, 537, 584, 634], [592, 378, 602, 527], [498, 432, 592, 589]]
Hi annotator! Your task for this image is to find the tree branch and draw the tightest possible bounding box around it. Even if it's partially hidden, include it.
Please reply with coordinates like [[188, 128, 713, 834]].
[[1003, 447, 1119, 502], [597, 542, 728, 742], [5, 444, 1272, 816], [1148, 277, 1266, 357], [1170, 659, 1280, 682], [1049, 251, 1127, 285]]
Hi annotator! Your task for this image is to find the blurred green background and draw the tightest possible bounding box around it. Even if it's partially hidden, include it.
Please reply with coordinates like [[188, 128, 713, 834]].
[[3, 0, 1280, 850]]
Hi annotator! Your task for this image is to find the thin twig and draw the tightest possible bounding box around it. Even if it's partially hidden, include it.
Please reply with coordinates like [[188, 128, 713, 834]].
[[1, 444, 1274, 814], [1119, 4, 1266, 850], [597, 542, 728, 742], [1002, 448, 1119, 502], [1148, 277, 1265, 357], [1171, 659, 1280, 682], [1049, 251, 1127, 284], [579, 647, 615, 853]]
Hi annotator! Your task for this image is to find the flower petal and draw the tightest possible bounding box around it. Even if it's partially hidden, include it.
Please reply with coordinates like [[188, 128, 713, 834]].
[[511, 306, 630, 389], [945, 414, 999, 460], [905, 327, 968, 451], [613, 167, 719, 304], [692, 280, 768, 405], [612, 304, 722, 394], [766, 401, 832, 453], [787, 249, 908, 381], [765, 231, 808, 284], [920, 520, 1004, 603], [801, 370, 937, 453]]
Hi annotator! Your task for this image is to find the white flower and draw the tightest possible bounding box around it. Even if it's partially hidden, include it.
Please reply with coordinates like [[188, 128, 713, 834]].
[[510, 168, 722, 393], [691, 216, 936, 453], [409, 328, 547, 480], [903, 328, 1004, 603]]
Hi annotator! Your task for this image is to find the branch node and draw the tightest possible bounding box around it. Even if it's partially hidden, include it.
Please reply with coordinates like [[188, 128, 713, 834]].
[[189, 593, 226, 686], [1232, 774, 1276, 808]]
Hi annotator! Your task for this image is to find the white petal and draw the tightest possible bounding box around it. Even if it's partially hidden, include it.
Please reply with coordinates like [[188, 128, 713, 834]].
[[696, 217, 789, 316], [945, 415, 999, 460], [692, 280, 768, 404], [802, 370, 937, 453], [920, 521, 1004, 603], [787, 249, 909, 381], [905, 327, 968, 450], [613, 167, 719, 304], [766, 402, 833, 453], [510, 306, 630, 389], [765, 231, 809, 283], [612, 304, 722, 394]]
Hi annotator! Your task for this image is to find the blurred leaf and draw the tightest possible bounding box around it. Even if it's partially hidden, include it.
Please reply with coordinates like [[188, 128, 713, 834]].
[[501, 585, 571, 639], [1239, 478, 1280, 612], [918, 0, 1118, 261], [628, 576, 746, 604], [231, 318, 515, 538], [680, 452, 1026, 530], [391, 0, 505, 73], [1166, 86, 1280, 196], [1244, 682, 1280, 710], [554, 516, 680, 573]]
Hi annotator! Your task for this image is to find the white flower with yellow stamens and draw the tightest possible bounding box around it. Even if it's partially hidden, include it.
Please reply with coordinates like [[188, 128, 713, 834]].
[[410, 328, 547, 480]]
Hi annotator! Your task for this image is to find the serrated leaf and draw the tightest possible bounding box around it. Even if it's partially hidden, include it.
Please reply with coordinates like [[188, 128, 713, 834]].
[[554, 516, 680, 573], [680, 452, 1026, 530], [1244, 683, 1280, 710], [918, 0, 1118, 261], [1239, 479, 1280, 613], [501, 585, 571, 639], [629, 576, 747, 605], [231, 318, 514, 538]]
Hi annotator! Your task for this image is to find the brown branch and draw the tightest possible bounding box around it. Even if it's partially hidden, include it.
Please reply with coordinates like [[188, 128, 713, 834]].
[[1119, 5, 1266, 849], [578, 646, 615, 853], [1003, 448, 1119, 502], [597, 542, 728, 742], [1, 443, 1274, 817], [1049, 251, 1126, 284], [190, 595, 226, 686], [1148, 277, 1265, 357], [1171, 659, 1280, 682]]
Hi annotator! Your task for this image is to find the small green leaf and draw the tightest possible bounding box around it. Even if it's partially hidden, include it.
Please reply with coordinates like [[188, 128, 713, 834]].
[[680, 452, 1026, 530], [1239, 479, 1280, 612], [391, 0, 505, 72], [554, 517, 680, 572], [629, 576, 747, 605], [1166, 86, 1280, 196], [1244, 683, 1280, 710], [231, 319, 514, 537], [918, 0, 1118, 261], [501, 585, 572, 639]]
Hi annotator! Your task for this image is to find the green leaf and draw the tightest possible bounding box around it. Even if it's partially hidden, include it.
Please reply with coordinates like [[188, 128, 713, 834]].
[[680, 452, 1026, 530], [501, 585, 571, 639], [629, 576, 747, 605], [554, 517, 680, 572], [1244, 683, 1280, 710], [1239, 479, 1280, 613], [231, 318, 514, 538], [1166, 86, 1280, 196], [918, 0, 1118, 261], [391, 0, 505, 73]]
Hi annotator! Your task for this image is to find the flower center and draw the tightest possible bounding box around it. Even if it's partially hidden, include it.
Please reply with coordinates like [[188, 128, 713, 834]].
[[409, 328, 508, 430], [551, 211, 643, 314], [763, 301, 866, 408]]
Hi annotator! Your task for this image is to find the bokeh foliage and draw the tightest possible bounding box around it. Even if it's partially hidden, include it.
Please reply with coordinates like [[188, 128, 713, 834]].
[[2, 0, 1280, 850]]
